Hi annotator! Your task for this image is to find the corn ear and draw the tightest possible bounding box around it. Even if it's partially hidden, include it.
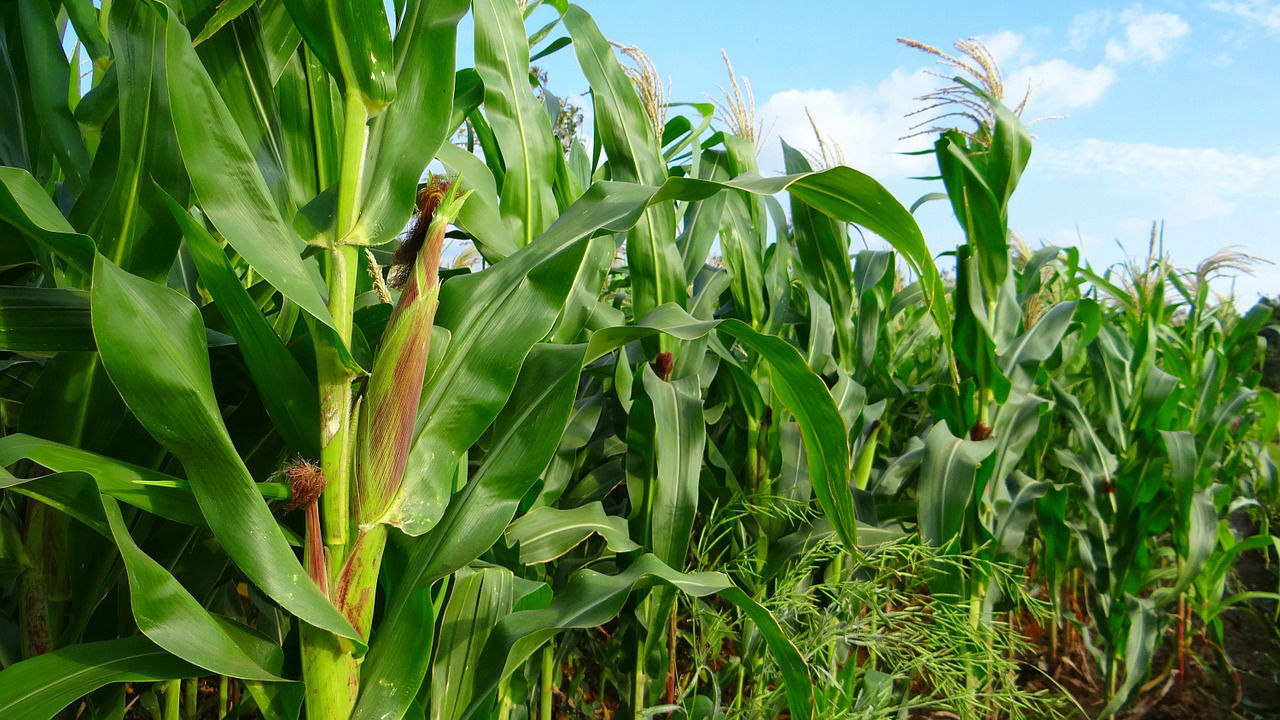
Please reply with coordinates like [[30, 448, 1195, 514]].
[[355, 180, 471, 527]]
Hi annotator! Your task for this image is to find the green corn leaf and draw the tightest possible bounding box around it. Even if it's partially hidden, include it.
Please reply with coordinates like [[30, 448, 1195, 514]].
[[100, 495, 285, 680], [473, 0, 560, 247], [989, 470, 1051, 556], [676, 176, 728, 282], [0, 436, 204, 527], [998, 300, 1086, 390], [506, 501, 640, 564], [633, 360, 710, 691], [437, 141, 513, 259], [71, 0, 189, 283], [723, 319, 856, 552], [72, 65, 118, 129], [161, 9, 335, 331], [277, 43, 341, 204], [581, 302, 856, 552], [64, 0, 109, 63], [719, 196, 767, 327], [1162, 429, 1197, 510], [161, 189, 320, 457], [0, 636, 201, 720], [460, 554, 812, 720], [282, 0, 396, 112], [17, 0, 90, 190], [641, 365, 704, 568], [986, 93, 1033, 207], [1153, 490, 1218, 605], [0, 35, 29, 171], [2, 467, 297, 545], [448, 68, 484, 133], [1051, 379, 1118, 504], [192, 0, 257, 45], [565, 5, 682, 320], [918, 422, 993, 546], [1099, 597, 1158, 716], [430, 567, 514, 720], [622, 168, 944, 361], [0, 284, 231, 354], [987, 394, 1048, 495], [89, 254, 360, 646], [243, 679, 305, 720], [0, 166, 96, 276], [584, 303, 720, 361], [191, 5, 295, 217], [785, 142, 855, 368], [953, 244, 1011, 402], [0, 287, 94, 352], [936, 131, 1007, 298], [548, 234, 616, 343], [274, 54, 323, 207], [1, 470, 112, 536], [785, 167, 951, 356], [852, 249, 894, 378]]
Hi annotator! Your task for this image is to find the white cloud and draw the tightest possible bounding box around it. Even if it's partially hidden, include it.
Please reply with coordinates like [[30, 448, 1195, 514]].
[[1040, 140, 1277, 207], [981, 30, 1032, 67], [1007, 60, 1115, 115], [1208, 1, 1280, 32], [757, 68, 939, 178], [1105, 9, 1190, 63], [977, 31, 1114, 116], [758, 38, 1115, 178], [1037, 139, 1280, 223], [1068, 9, 1113, 48], [1066, 6, 1190, 64]]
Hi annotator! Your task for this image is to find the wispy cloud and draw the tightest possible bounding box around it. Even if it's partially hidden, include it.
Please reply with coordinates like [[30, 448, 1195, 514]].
[[1207, 0, 1280, 32], [1104, 9, 1191, 63], [1028, 138, 1280, 301], [1068, 10, 1113, 48], [1037, 139, 1280, 224], [1069, 6, 1192, 63]]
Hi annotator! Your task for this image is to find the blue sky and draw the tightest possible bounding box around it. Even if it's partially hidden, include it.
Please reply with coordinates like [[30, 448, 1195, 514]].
[[462, 1, 1280, 302]]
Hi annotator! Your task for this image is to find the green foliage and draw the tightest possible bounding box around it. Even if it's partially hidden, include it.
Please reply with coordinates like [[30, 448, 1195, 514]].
[[0, 4, 1274, 720]]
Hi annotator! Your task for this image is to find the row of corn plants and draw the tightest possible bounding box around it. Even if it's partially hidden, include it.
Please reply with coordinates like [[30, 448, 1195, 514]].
[[0, 2, 1275, 719]]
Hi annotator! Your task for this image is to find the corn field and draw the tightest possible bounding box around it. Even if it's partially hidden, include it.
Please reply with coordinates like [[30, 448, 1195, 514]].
[[0, 2, 1276, 719]]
